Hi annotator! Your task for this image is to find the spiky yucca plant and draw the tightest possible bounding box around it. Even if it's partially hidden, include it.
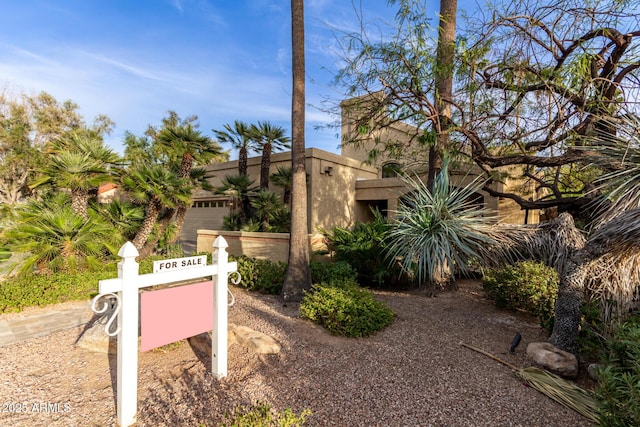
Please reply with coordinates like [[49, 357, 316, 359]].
[[385, 160, 505, 288]]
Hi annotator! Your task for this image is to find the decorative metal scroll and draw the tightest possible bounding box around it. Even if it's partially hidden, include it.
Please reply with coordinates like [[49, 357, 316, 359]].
[[228, 271, 241, 307], [90, 292, 121, 336]]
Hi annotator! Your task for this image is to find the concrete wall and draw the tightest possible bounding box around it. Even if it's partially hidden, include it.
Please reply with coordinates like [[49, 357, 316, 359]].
[[197, 230, 328, 263]]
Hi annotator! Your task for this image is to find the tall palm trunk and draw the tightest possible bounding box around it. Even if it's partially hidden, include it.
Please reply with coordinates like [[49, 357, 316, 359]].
[[429, 0, 457, 190], [260, 142, 272, 190], [282, 0, 312, 302], [239, 146, 248, 176]]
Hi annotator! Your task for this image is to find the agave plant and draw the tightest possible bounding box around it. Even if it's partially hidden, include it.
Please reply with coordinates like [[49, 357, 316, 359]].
[[385, 159, 505, 288]]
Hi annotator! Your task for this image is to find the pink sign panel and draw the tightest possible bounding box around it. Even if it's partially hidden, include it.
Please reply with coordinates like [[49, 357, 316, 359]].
[[140, 281, 213, 352]]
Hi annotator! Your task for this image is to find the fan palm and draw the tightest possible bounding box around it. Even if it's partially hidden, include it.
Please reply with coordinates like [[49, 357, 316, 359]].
[[270, 166, 293, 204], [156, 122, 226, 179], [251, 121, 291, 190], [488, 117, 640, 353], [6, 193, 120, 275], [213, 120, 257, 176], [121, 164, 191, 255], [31, 131, 121, 219], [96, 199, 145, 241], [250, 190, 285, 231], [216, 174, 258, 224], [155, 122, 226, 243]]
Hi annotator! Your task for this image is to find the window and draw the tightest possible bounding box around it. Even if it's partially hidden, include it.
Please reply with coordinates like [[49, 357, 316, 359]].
[[382, 162, 402, 178]]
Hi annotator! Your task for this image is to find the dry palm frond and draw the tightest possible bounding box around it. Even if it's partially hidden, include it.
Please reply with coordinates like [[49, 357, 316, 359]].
[[583, 252, 640, 330], [488, 213, 586, 274], [583, 116, 640, 221], [460, 342, 598, 423], [588, 208, 640, 257], [515, 367, 598, 423]]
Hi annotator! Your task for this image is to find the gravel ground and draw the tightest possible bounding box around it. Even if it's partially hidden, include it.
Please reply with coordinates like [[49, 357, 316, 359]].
[[0, 280, 593, 427]]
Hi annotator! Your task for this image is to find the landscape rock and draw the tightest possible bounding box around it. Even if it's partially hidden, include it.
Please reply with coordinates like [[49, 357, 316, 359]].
[[526, 341, 578, 378], [188, 323, 280, 356], [75, 322, 117, 354]]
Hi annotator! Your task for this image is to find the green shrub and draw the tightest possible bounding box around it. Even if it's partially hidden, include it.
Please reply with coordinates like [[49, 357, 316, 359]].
[[482, 261, 559, 330], [232, 256, 286, 294], [310, 261, 358, 285], [300, 280, 394, 337], [322, 210, 397, 288], [578, 299, 609, 363], [0, 268, 117, 313], [595, 316, 640, 427], [220, 401, 311, 427]]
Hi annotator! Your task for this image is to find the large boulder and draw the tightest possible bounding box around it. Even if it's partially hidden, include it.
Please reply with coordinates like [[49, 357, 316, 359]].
[[526, 342, 578, 378], [189, 323, 280, 356]]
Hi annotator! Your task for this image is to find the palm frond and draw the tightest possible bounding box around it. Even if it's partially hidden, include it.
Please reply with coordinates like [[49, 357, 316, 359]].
[[460, 342, 598, 423]]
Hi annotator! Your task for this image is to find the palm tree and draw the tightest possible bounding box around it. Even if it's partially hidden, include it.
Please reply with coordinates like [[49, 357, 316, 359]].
[[545, 119, 640, 353], [121, 164, 191, 256], [31, 131, 120, 219], [250, 190, 285, 231], [282, 0, 312, 301], [251, 121, 291, 190], [430, 0, 457, 190], [270, 166, 293, 204], [156, 122, 226, 179], [216, 174, 258, 225], [6, 193, 120, 275], [96, 198, 144, 242], [478, 117, 640, 354], [213, 120, 256, 176], [155, 122, 226, 244]]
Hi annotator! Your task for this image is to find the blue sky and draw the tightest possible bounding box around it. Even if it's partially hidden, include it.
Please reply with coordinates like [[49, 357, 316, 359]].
[[0, 1, 453, 156]]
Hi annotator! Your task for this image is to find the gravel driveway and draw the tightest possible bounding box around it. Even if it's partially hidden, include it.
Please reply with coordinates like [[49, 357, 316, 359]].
[[0, 280, 592, 426]]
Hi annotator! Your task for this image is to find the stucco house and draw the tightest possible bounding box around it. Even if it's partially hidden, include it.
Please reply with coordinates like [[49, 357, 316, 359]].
[[180, 100, 540, 254]]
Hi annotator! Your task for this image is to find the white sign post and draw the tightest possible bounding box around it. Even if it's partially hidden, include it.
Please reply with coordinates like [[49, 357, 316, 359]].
[[91, 236, 238, 427]]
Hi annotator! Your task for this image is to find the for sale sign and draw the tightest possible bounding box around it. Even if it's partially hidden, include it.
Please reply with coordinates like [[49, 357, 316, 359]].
[[152, 255, 207, 273]]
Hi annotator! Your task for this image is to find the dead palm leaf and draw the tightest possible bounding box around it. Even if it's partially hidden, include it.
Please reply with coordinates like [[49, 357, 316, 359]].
[[460, 342, 599, 423]]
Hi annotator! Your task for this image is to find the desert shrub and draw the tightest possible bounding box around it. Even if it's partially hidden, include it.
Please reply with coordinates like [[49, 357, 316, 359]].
[[482, 261, 559, 330], [232, 256, 286, 294], [220, 401, 311, 427], [300, 280, 394, 337], [0, 268, 117, 313], [323, 211, 406, 288], [310, 261, 358, 285], [226, 256, 360, 295], [595, 316, 640, 427]]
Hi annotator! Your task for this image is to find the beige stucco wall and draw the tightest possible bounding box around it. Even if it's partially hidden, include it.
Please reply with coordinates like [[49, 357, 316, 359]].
[[197, 230, 328, 263], [305, 148, 378, 231], [340, 96, 420, 172], [339, 95, 540, 225], [190, 147, 378, 235]]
